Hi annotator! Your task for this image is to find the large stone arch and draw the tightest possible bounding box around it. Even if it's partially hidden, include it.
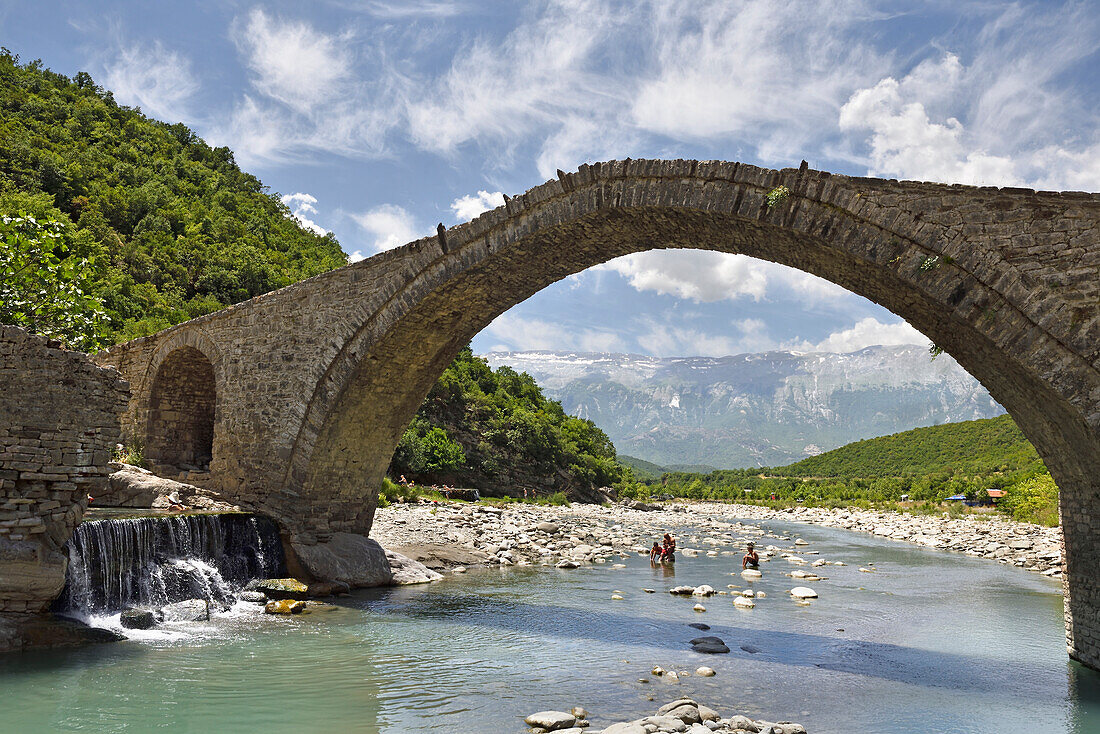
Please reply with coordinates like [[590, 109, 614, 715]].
[[96, 160, 1100, 667], [289, 161, 1099, 667]]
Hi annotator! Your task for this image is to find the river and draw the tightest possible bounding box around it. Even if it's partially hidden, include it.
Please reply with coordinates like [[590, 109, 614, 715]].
[[1, 518, 1097, 733]]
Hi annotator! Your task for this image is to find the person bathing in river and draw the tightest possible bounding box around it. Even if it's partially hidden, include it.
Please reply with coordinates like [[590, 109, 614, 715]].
[[661, 533, 676, 561], [650, 541, 662, 561], [742, 542, 759, 570]]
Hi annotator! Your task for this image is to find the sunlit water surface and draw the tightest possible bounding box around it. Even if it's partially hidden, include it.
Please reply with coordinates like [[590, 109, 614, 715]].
[[3, 519, 1098, 733]]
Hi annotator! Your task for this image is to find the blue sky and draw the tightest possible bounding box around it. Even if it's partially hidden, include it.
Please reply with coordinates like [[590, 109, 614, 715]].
[[4, 1, 1099, 357]]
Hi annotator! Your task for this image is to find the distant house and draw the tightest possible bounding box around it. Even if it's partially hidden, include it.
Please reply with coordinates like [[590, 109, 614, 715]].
[[983, 489, 1007, 506], [946, 494, 967, 502]]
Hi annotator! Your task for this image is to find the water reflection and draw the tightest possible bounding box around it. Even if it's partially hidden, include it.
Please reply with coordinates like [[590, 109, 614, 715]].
[[1069, 661, 1100, 733]]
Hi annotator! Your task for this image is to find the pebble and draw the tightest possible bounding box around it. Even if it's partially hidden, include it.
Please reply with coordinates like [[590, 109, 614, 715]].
[[695, 666, 716, 677]]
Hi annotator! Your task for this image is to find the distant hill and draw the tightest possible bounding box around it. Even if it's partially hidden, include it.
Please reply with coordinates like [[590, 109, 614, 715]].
[[484, 347, 1004, 468], [617, 454, 666, 480], [774, 414, 1041, 479]]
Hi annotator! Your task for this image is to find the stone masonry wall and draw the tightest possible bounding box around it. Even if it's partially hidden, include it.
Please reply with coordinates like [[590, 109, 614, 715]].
[[0, 326, 129, 613]]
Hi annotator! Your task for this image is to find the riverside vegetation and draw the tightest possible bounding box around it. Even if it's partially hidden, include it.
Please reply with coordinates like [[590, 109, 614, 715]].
[[633, 415, 1059, 527]]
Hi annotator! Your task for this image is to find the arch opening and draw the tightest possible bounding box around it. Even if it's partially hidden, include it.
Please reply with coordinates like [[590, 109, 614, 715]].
[[145, 346, 216, 471], [295, 204, 1098, 544]]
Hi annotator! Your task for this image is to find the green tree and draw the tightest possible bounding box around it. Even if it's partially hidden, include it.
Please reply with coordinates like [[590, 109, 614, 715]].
[[0, 212, 106, 350]]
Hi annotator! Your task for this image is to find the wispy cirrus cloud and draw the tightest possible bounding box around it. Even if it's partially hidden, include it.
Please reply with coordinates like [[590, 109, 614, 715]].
[[101, 42, 198, 123]]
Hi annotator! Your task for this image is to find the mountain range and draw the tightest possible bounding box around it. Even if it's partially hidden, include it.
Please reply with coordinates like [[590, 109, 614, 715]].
[[482, 346, 1004, 469]]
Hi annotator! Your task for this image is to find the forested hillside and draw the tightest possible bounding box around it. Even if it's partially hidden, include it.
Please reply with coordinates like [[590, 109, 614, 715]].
[[651, 414, 1057, 525], [389, 349, 635, 500], [0, 51, 346, 346], [775, 414, 1041, 478]]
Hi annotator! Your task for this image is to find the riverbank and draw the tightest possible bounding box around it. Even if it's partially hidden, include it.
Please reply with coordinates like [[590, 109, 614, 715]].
[[371, 498, 1063, 578], [710, 502, 1063, 577]]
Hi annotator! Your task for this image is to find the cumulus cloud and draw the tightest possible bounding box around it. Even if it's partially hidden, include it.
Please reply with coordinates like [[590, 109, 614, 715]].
[[102, 42, 198, 123], [451, 190, 505, 222], [349, 204, 424, 254], [597, 251, 849, 305], [839, 3, 1100, 189], [809, 317, 925, 353], [839, 73, 1020, 186], [280, 192, 329, 235]]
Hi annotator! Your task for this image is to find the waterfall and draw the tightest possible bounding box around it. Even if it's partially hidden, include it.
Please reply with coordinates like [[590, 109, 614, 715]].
[[55, 513, 286, 616]]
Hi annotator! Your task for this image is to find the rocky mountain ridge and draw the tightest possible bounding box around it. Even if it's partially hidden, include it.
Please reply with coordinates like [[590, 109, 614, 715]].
[[483, 346, 1003, 468]]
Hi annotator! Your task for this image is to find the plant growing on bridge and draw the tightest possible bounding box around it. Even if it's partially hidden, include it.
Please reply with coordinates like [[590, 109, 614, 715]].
[[765, 185, 791, 211], [919, 255, 942, 271], [0, 212, 106, 350]]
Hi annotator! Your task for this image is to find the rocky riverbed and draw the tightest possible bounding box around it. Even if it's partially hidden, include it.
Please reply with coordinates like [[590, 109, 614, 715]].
[[524, 698, 805, 733], [370, 499, 1063, 578]]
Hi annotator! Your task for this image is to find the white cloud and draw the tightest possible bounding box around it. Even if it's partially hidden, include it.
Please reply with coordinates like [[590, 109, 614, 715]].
[[809, 317, 925, 353], [213, 9, 394, 166], [631, 2, 890, 160], [597, 251, 850, 305], [534, 115, 641, 180], [280, 192, 329, 235], [839, 73, 1020, 186], [450, 190, 505, 222], [483, 313, 626, 353], [403, 0, 625, 155], [102, 42, 198, 123], [234, 8, 351, 114], [349, 204, 424, 253], [838, 3, 1100, 189]]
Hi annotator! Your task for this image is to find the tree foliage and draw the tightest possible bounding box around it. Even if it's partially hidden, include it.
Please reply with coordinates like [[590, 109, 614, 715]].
[[389, 348, 634, 498], [0, 212, 106, 349], [0, 51, 346, 344], [651, 415, 1058, 525]]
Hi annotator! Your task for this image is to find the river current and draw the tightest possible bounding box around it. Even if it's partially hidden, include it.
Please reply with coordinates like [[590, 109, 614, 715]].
[[2, 518, 1098, 733]]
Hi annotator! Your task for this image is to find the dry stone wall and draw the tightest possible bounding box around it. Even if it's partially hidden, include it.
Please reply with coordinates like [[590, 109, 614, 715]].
[[0, 326, 129, 613]]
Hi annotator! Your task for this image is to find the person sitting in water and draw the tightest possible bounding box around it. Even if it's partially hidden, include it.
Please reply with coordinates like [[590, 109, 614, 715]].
[[742, 542, 760, 569], [650, 541, 662, 561], [661, 533, 676, 560]]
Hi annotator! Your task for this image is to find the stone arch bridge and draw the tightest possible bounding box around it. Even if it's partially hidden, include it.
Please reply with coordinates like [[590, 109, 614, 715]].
[[95, 160, 1100, 668]]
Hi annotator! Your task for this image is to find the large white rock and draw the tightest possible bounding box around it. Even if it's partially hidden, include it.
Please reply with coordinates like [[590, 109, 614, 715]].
[[790, 586, 818, 599], [524, 710, 576, 731], [740, 569, 762, 579], [734, 596, 755, 608]]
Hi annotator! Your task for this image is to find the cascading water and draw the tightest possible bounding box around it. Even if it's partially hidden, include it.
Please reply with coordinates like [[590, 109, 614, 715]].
[[54, 513, 286, 617]]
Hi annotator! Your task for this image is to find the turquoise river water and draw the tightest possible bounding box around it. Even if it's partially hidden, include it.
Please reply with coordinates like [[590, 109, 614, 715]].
[[2, 518, 1099, 733]]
